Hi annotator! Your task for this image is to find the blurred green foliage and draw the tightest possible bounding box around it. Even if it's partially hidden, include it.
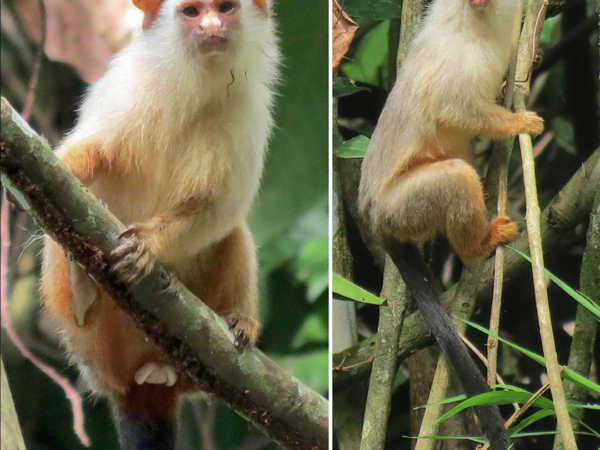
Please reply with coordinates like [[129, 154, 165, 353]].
[[340, 20, 390, 88]]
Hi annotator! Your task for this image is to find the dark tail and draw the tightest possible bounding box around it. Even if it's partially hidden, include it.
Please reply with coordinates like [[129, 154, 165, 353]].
[[384, 239, 511, 450], [112, 384, 178, 450]]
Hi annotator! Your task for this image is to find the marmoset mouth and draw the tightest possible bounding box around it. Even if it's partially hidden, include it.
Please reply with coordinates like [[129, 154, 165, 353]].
[[198, 36, 230, 54]]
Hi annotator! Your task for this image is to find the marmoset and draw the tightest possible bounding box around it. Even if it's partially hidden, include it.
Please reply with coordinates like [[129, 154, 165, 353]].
[[41, 1, 279, 448], [358, 0, 543, 448]]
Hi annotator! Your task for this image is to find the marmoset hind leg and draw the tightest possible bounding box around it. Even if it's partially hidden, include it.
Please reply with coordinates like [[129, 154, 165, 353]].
[[41, 238, 183, 396], [180, 224, 259, 346], [42, 224, 258, 447], [378, 159, 518, 263], [42, 222, 259, 389]]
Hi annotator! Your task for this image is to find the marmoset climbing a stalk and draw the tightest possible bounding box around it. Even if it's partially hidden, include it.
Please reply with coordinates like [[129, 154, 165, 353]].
[[41, 1, 279, 448], [358, 0, 543, 448]]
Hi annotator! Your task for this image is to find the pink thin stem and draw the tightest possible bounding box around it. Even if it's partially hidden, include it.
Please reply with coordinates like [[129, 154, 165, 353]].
[[0, 196, 91, 447]]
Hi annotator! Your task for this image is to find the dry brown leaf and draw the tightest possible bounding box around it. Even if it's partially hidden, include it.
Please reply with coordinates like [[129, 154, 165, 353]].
[[332, 0, 358, 78], [15, 0, 143, 82]]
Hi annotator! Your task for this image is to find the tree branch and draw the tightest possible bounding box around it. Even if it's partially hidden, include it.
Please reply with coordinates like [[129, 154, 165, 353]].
[[0, 97, 328, 450], [359, 257, 407, 450], [514, 0, 577, 444]]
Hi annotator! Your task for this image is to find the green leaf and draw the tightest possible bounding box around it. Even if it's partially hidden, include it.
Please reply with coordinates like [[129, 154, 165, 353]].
[[413, 394, 466, 410], [333, 134, 343, 149], [461, 319, 600, 396], [333, 135, 370, 158], [333, 77, 370, 98], [510, 409, 556, 435], [213, 403, 252, 449], [550, 115, 576, 155], [332, 273, 384, 305], [341, 20, 390, 87], [433, 391, 555, 426], [250, 1, 328, 247], [1, 174, 31, 213], [291, 313, 328, 347], [296, 237, 329, 302], [540, 15, 560, 45], [508, 246, 600, 320], [576, 415, 600, 439], [392, 367, 409, 390]]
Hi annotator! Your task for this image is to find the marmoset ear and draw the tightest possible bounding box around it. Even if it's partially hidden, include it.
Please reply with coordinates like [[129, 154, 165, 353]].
[[133, 0, 164, 30]]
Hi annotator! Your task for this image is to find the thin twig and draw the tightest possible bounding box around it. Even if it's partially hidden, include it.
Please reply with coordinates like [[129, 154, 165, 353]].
[[480, 382, 553, 450], [414, 354, 456, 450], [0, 196, 91, 446], [487, 0, 524, 388], [506, 381, 552, 429], [359, 257, 407, 450], [21, 0, 46, 122], [3, 5, 85, 441], [197, 402, 217, 450], [460, 335, 520, 412], [514, 0, 577, 445]]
